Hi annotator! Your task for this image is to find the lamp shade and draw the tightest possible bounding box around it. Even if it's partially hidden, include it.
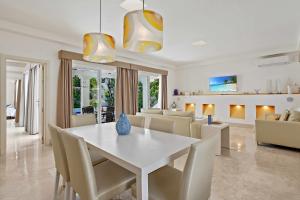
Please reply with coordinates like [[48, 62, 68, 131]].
[[123, 10, 163, 53], [83, 33, 116, 63]]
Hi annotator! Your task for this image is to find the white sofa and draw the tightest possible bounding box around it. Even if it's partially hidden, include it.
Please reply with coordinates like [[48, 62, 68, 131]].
[[136, 109, 207, 139], [255, 108, 300, 149]]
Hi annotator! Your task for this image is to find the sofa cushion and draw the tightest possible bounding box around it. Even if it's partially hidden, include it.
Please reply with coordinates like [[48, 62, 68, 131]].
[[266, 114, 280, 121], [279, 110, 290, 121], [288, 111, 300, 122], [163, 110, 194, 119], [141, 109, 163, 115]]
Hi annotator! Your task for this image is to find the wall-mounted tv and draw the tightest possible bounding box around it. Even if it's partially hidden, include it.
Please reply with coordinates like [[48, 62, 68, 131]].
[[209, 75, 237, 92]]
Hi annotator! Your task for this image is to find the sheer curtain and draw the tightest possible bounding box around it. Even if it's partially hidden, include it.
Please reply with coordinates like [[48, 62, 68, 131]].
[[24, 64, 40, 135]]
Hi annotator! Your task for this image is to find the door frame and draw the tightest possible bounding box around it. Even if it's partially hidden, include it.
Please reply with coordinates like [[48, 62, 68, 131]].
[[0, 54, 48, 155]]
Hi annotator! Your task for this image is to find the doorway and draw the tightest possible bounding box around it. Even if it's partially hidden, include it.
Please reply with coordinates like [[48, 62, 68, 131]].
[[0, 55, 46, 155], [72, 61, 116, 124]]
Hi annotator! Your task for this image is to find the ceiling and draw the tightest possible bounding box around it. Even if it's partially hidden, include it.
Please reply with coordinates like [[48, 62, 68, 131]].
[[0, 0, 300, 66]]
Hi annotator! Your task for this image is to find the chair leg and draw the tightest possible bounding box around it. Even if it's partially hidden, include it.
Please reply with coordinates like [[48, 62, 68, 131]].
[[53, 170, 60, 200], [64, 182, 71, 200]]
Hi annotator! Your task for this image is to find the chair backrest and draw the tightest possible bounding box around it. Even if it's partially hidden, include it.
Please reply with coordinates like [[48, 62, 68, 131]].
[[149, 117, 174, 133], [48, 124, 70, 181], [71, 114, 96, 127], [82, 106, 94, 114], [127, 115, 145, 128], [180, 133, 218, 200], [60, 130, 98, 200]]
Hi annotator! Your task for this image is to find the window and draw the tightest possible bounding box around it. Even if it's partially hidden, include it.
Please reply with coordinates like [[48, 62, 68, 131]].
[[72, 69, 100, 116], [89, 77, 99, 110], [72, 67, 116, 123], [100, 70, 116, 123], [138, 73, 161, 111], [72, 75, 81, 114], [150, 77, 159, 107]]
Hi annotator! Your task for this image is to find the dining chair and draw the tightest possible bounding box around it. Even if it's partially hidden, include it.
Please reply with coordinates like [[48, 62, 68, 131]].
[[71, 114, 106, 166], [127, 115, 145, 128], [71, 114, 97, 127], [48, 124, 71, 200], [149, 117, 175, 133], [132, 133, 218, 200], [60, 130, 136, 200]]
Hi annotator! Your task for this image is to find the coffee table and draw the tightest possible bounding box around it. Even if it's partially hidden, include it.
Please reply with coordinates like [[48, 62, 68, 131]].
[[201, 123, 230, 155]]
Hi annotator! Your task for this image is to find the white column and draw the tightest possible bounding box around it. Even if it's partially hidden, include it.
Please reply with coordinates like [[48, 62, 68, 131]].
[[157, 75, 162, 109], [140, 75, 149, 109]]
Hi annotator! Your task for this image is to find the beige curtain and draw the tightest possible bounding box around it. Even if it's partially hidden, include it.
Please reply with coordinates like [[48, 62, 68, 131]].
[[14, 80, 22, 123], [115, 67, 138, 118], [56, 59, 72, 128], [161, 75, 168, 110]]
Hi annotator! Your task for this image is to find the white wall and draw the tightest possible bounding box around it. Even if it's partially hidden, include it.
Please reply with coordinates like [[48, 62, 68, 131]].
[[6, 80, 15, 106], [174, 94, 300, 124], [0, 30, 176, 146], [176, 59, 300, 94]]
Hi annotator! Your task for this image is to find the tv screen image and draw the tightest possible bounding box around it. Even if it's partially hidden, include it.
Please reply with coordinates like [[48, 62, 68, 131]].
[[209, 75, 237, 92]]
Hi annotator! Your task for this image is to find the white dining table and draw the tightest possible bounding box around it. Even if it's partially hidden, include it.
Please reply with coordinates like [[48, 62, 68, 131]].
[[65, 122, 200, 200]]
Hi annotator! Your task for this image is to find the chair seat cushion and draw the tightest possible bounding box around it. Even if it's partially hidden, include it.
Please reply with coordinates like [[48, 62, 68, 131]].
[[94, 160, 135, 200], [132, 166, 182, 200]]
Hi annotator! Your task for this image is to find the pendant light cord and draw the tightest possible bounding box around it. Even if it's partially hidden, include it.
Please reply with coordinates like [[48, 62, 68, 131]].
[[99, 0, 102, 32], [143, 0, 145, 10]]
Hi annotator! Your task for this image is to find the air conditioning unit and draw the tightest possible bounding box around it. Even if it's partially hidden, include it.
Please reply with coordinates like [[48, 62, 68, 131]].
[[257, 52, 300, 68]]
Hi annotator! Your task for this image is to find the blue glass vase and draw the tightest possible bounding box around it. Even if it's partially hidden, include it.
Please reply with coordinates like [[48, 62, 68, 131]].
[[208, 115, 213, 125], [116, 113, 131, 135]]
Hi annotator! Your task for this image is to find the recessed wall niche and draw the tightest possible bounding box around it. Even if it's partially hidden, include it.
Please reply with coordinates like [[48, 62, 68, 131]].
[[202, 104, 215, 116], [230, 105, 246, 119], [185, 103, 196, 113], [256, 105, 275, 120]]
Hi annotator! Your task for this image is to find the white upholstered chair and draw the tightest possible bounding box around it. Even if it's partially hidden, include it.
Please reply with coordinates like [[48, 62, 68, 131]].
[[149, 117, 175, 133], [132, 133, 218, 200], [48, 124, 71, 200], [60, 130, 136, 200], [70, 114, 106, 166], [127, 115, 145, 128], [71, 114, 97, 127]]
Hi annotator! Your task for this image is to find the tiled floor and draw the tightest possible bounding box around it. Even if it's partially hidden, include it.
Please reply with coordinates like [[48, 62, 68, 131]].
[[0, 121, 299, 200]]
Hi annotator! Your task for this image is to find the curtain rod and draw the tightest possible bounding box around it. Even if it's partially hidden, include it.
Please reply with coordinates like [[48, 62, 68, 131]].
[[58, 50, 168, 76]]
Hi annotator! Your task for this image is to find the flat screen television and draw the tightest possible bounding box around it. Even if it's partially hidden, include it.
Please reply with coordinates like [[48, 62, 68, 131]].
[[209, 75, 237, 92]]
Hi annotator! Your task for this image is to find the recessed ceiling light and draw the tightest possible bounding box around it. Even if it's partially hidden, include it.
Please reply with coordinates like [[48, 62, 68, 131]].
[[120, 0, 145, 11], [192, 40, 207, 46]]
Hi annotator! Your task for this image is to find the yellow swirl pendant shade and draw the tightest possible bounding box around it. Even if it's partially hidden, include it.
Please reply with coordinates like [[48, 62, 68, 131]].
[[123, 10, 163, 53], [83, 33, 116, 63]]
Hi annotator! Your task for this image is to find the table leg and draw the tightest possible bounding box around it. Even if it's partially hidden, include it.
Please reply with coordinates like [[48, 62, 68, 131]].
[[136, 172, 148, 200], [221, 127, 230, 149], [216, 132, 221, 156]]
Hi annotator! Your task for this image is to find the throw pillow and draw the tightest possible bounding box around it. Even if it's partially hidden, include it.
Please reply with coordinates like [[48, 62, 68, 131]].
[[288, 111, 300, 122], [279, 110, 290, 121], [266, 114, 280, 121]]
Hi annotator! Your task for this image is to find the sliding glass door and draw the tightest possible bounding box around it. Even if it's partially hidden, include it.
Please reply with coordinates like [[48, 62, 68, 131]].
[[138, 72, 162, 112], [100, 70, 115, 123], [72, 66, 116, 123]]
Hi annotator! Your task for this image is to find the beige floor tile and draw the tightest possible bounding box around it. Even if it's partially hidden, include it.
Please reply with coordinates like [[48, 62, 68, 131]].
[[1, 121, 299, 200]]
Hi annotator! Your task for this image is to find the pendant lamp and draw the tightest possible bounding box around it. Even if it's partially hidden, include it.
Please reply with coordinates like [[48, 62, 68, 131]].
[[83, 0, 116, 63], [123, 0, 163, 53]]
